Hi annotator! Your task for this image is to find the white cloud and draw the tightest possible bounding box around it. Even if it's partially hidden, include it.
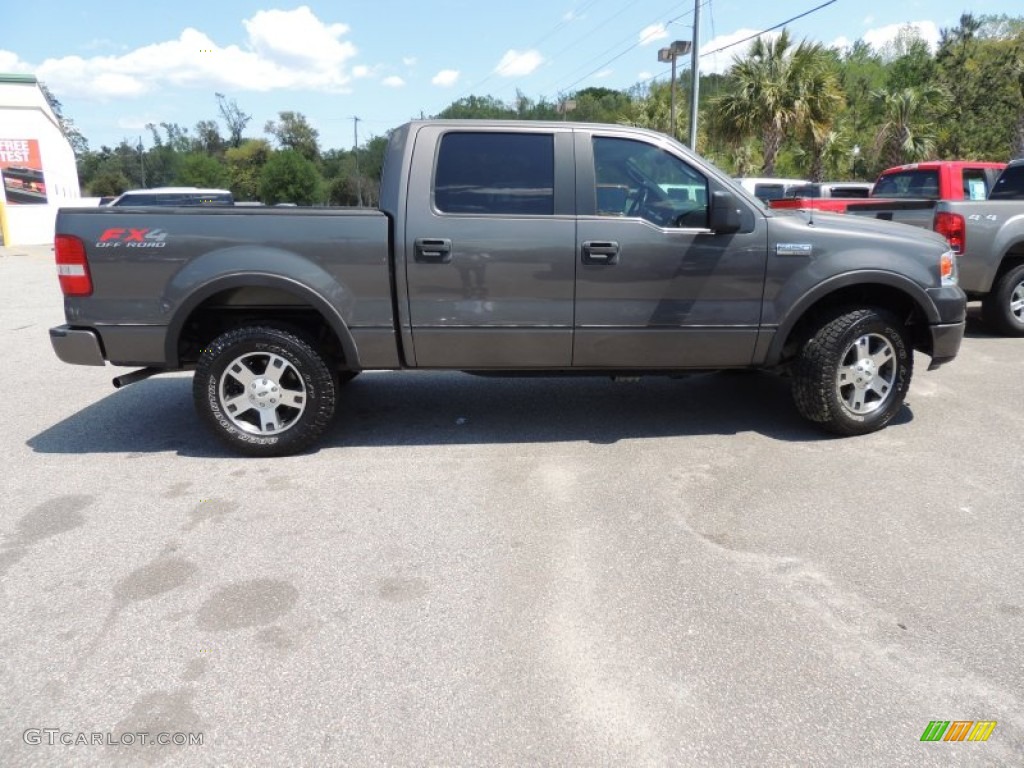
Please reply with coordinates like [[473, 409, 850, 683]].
[[862, 21, 940, 53], [1, 6, 360, 100], [594, 69, 613, 79], [352, 65, 372, 78], [639, 23, 669, 46], [493, 49, 544, 77], [242, 6, 355, 68], [637, 70, 653, 81], [863, 15, 875, 25], [698, 29, 781, 75], [830, 36, 852, 51], [432, 69, 460, 87], [382, 75, 406, 88], [402, 57, 417, 67]]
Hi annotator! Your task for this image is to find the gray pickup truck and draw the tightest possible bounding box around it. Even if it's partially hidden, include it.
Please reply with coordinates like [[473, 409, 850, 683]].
[[50, 120, 966, 456], [934, 158, 1024, 336]]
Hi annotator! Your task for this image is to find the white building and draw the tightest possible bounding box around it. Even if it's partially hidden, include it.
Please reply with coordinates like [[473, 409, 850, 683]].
[[0, 74, 81, 246]]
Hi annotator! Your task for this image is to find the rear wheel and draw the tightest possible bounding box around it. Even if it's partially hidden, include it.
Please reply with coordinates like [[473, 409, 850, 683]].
[[193, 326, 336, 456], [791, 308, 912, 436], [981, 263, 1024, 336]]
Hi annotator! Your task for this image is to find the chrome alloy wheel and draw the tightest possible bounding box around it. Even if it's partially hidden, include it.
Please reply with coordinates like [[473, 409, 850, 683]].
[[836, 333, 897, 415], [217, 352, 307, 435], [1010, 277, 1024, 323]]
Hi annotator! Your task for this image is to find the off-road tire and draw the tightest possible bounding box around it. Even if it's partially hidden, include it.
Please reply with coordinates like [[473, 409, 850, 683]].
[[981, 263, 1024, 337], [792, 308, 912, 436], [193, 326, 336, 457]]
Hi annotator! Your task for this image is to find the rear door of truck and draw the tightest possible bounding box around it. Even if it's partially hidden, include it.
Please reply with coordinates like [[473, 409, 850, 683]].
[[402, 125, 576, 368]]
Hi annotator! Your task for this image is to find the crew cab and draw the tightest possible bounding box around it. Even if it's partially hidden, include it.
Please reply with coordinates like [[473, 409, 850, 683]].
[[771, 161, 1005, 228], [933, 158, 1024, 335], [50, 120, 966, 456]]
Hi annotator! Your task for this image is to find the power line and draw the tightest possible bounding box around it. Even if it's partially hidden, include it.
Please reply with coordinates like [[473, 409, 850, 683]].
[[633, 0, 840, 89], [546, 0, 708, 96], [700, 0, 838, 57]]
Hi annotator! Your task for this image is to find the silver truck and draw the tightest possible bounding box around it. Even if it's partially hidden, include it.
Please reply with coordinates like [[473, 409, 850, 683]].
[[933, 158, 1024, 336], [50, 120, 966, 456]]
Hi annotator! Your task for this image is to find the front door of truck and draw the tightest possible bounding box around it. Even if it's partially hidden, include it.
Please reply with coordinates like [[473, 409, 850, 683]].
[[572, 132, 766, 368], [403, 126, 576, 368]]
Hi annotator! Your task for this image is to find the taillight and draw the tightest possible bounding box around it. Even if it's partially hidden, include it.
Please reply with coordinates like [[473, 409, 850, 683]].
[[55, 234, 93, 296], [934, 211, 965, 254]]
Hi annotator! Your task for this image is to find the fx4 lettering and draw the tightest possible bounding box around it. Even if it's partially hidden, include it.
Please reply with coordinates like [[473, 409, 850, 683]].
[[95, 228, 169, 248]]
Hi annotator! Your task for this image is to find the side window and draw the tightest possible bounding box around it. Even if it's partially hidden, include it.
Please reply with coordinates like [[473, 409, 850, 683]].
[[593, 137, 708, 227], [990, 165, 1024, 200], [434, 132, 554, 215], [962, 169, 989, 200]]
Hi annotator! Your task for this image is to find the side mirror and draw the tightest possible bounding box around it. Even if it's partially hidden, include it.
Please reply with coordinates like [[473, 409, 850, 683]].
[[709, 190, 742, 234]]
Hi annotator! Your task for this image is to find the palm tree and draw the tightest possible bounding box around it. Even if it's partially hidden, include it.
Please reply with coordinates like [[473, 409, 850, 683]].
[[713, 29, 842, 176], [872, 86, 945, 167], [795, 58, 846, 181]]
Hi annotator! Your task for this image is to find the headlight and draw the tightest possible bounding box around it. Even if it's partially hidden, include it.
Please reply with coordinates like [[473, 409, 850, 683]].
[[940, 250, 958, 286]]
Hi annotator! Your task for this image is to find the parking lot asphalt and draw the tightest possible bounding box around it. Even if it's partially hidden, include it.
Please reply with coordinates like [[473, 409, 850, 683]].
[[2, 243, 1022, 766]]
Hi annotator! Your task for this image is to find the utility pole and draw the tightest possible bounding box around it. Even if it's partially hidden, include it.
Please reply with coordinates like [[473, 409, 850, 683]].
[[353, 116, 364, 207], [688, 0, 701, 151], [658, 41, 691, 139]]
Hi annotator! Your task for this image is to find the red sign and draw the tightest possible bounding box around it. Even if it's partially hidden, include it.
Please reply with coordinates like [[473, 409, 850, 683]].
[[0, 139, 47, 205]]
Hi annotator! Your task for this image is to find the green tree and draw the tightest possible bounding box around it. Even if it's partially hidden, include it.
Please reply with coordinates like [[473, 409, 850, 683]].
[[264, 111, 321, 162], [437, 95, 517, 119], [175, 152, 228, 187], [872, 86, 945, 167], [216, 92, 252, 148], [570, 87, 634, 124], [225, 139, 271, 201], [713, 29, 841, 175], [193, 120, 225, 156], [794, 54, 846, 180], [259, 149, 323, 205], [884, 26, 937, 91], [88, 170, 130, 197]]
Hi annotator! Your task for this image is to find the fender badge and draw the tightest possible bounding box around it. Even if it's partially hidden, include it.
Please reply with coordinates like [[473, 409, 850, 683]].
[[776, 243, 813, 256]]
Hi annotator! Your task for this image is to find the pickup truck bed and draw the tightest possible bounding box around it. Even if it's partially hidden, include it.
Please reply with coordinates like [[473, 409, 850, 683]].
[[932, 159, 1024, 335]]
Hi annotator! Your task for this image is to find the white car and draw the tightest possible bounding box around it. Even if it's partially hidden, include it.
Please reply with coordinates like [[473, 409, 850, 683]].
[[107, 187, 234, 206]]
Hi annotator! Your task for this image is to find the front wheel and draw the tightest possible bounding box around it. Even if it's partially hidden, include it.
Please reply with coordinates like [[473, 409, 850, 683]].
[[193, 326, 337, 456], [791, 308, 912, 436], [981, 263, 1024, 336]]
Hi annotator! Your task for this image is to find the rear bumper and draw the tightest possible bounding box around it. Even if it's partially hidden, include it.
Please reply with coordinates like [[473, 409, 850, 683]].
[[50, 325, 106, 366], [927, 320, 965, 370]]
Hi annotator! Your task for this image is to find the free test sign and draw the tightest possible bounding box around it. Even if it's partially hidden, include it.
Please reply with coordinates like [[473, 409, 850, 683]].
[[0, 139, 47, 204]]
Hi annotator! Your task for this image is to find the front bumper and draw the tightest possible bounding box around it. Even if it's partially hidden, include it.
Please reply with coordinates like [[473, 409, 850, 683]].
[[50, 325, 106, 366], [927, 320, 965, 370]]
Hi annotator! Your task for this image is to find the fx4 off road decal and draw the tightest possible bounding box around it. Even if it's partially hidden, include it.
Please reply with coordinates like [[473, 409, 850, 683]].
[[95, 228, 168, 248]]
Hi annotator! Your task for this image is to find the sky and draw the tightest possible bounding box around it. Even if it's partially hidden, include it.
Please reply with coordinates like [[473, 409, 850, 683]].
[[1, 0, 1020, 152]]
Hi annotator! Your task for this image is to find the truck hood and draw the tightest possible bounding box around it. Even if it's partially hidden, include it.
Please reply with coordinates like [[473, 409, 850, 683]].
[[768, 209, 949, 255]]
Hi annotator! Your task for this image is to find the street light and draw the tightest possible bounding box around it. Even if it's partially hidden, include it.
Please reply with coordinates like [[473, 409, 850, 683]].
[[657, 39, 691, 139]]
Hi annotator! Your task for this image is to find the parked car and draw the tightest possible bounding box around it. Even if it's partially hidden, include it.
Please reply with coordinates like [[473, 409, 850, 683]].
[[772, 161, 1005, 226], [784, 181, 873, 199], [50, 120, 965, 455], [107, 187, 234, 207], [733, 177, 809, 203], [933, 158, 1024, 335]]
